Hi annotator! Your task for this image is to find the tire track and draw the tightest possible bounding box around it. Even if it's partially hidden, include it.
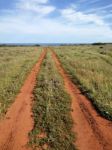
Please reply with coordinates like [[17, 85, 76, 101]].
[[52, 50, 112, 150], [0, 48, 47, 150]]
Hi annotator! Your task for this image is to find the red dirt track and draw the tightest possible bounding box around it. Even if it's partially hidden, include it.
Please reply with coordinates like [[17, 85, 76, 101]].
[[0, 49, 47, 150], [52, 50, 112, 150]]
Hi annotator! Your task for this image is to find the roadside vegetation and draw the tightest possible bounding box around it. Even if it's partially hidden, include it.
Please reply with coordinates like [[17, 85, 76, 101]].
[[0, 46, 42, 116], [54, 44, 112, 120], [29, 50, 76, 150]]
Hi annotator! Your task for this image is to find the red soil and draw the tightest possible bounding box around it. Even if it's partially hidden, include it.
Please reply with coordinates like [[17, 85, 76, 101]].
[[52, 50, 112, 150], [0, 48, 47, 150]]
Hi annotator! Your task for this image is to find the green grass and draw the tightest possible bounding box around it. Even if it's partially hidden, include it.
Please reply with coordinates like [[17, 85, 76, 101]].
[[29, 51, 76, 150], [54, 45, 112, 120], [0, 46, 42, 116]]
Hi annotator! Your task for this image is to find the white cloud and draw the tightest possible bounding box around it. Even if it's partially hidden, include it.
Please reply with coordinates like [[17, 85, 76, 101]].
[[60, 8, 104, 26], [0, 0, 112, 43], [0, 11, 112, 36], [16, 0, 55, 15], [0, 16, 112, 43], [85, 4, 112, 13], [17, 0, 48, 6], [78, 0, 100, 4]]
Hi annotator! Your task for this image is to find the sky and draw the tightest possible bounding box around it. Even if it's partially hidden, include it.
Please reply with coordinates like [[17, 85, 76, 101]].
[[0, 0, 112, 43]]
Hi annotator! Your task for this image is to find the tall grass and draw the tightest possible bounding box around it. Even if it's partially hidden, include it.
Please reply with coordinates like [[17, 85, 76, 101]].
[[29, 51, 76, 150], [0, 46, 42, 116], [54, 45, 112, 120]]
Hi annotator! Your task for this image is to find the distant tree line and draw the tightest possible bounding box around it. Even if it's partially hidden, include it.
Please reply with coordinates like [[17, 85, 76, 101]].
[[92, 42, 112, 45], [0, 44, 40, 47]]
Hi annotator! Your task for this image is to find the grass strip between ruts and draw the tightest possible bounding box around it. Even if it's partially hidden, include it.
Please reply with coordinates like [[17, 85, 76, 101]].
[[29, 51, 76, 150]]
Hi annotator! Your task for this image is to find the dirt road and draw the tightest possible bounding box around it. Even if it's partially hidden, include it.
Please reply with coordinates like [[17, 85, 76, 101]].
[[0, 48, 47, 150], [0, 48, 112, 150], [52, 50, 112, 150]]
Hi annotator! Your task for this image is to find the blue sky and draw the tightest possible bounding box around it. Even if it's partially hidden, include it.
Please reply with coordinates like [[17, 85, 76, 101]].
[[0, 0, 112, 43]]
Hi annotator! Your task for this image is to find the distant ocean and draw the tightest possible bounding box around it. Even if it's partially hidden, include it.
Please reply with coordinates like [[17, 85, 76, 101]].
[[0, 43, 83, 46], [0, 43, 111, 46]]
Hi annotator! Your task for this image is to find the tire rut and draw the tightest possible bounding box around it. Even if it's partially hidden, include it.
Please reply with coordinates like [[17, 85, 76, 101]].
[[0, 48, 47, 150], [52, 50, 112, 150]]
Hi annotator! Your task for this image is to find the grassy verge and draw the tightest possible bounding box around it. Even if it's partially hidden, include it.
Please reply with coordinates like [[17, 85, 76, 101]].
[[29, 51, 76, 150], [54, 45, 112, 120], [0, 46, 42, 116]]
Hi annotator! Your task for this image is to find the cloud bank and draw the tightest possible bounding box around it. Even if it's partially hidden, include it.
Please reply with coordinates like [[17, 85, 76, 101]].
[[0, 0, 112, 43]]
